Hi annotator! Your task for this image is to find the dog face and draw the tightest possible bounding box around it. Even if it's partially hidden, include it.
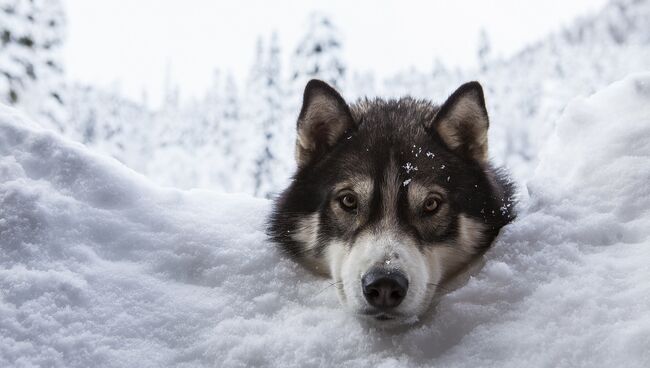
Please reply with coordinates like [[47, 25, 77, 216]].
[[269, 80, 515, 326]]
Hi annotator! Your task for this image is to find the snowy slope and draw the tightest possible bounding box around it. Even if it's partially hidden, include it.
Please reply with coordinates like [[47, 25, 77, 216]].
[[1, 73, 650, 367]]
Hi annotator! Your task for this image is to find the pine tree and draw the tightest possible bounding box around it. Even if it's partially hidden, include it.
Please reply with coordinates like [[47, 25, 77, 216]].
[[221, 72, 240, 157], [477, 28, 492, 72], [201, 69, 224, 146], [0, 0, 66, 131], [228, 37, 266, 194], [291, 12, 346, 92], [163, 62, 180, 110], [254, 32, 284, 198]]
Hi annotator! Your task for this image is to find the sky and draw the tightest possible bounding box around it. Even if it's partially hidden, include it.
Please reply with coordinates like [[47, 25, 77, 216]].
[[62, 0, 608, 107]]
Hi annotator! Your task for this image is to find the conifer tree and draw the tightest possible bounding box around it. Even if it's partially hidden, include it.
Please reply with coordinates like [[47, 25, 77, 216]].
[[291, 12, 346, 92], [254, 32, 284, 198], [0, 0, 66, 130]]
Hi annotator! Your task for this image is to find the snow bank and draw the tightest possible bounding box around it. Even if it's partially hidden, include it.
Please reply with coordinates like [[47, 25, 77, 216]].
[[1, 73, 649, 367]]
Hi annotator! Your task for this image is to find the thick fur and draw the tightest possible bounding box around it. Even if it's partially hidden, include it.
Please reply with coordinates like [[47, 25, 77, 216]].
[[268, 80, 516, 326]]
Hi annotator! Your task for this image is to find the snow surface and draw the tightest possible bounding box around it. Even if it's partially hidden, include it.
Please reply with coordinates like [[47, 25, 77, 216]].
[[1, 73, 650, 367]]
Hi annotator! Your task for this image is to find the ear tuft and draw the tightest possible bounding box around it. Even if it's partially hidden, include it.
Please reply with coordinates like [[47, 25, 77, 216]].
[[432, 81, 490, 163], [295, 79, 354, 168]]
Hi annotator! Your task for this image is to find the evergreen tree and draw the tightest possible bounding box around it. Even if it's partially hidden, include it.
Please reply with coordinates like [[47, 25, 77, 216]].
[[254, 32, 284, 198], [201, 69, 224, 146], [477, 28, 492, 72], [291, 12, 346, 92], [163, 62, 180, 110], [221, 72, 240, 157], [229, 37, 266, 193], [0, 0, 66, 131]]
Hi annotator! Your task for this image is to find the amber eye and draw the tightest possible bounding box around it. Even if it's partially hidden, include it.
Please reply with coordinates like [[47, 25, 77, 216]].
[[339, 193, 358, 211], [423, 196, 440, 214]]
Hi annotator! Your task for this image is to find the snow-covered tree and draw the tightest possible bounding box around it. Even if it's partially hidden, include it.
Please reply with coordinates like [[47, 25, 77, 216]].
[[254, 32, 285, 198], [0, 0, 67, 131], [477, 29, 492, 72], [65, 83, 155, 171], [189, 70, 242, 191], [39, 0, 650, 197], [162, 62, 180, 110], [221, 72, 240, 157], [291, 12, 346, 92], [223, 37, 267, 193], [199, 69, 224, 146]]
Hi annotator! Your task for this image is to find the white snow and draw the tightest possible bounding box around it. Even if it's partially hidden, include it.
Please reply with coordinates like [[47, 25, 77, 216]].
[[1, 73, 650, 367], [41, 0, 650, 196], [403, 162, 418, 173]]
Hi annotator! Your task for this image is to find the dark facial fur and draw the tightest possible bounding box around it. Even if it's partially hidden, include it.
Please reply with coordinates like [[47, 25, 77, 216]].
[[268, 80, 515, 324]]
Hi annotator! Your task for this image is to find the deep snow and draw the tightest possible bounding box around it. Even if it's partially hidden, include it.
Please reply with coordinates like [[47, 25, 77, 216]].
[[1, 74, 650, 367]]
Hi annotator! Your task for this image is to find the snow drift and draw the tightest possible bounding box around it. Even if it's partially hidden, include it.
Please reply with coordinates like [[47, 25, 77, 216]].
[[1, 74, 650, 367]]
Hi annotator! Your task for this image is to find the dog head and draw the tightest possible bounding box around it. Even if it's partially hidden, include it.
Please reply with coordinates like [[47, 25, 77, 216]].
[[269, 80, 515, 326]]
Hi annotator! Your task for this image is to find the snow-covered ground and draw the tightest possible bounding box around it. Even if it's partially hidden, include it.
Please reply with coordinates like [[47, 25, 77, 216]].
[[1, 73, 649, 367]]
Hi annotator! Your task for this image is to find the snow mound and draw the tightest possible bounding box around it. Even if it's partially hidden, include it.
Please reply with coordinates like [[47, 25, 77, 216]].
[[1, 74, 650, 367]]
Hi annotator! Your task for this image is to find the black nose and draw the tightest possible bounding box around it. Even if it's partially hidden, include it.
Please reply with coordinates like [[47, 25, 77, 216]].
[[361, 269, 409, 309]]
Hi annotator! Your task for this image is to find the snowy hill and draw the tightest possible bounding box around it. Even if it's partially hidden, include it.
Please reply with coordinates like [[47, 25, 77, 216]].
[[2, 72, 649, 366]]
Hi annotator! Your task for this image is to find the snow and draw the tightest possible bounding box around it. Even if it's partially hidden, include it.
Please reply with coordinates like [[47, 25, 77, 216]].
[[1, 73, 650, 367], [39, 0, 647, 197]]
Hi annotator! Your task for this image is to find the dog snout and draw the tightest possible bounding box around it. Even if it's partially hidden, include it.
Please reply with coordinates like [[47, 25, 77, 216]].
[[361, 269, 408, 309]]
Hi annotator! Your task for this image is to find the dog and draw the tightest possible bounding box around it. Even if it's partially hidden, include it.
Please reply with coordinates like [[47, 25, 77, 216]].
[[268, 79, 515, 326]]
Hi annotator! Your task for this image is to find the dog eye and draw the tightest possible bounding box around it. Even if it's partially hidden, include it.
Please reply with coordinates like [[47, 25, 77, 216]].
[[338, 193, 358, 211], [422, 196, 440, 214]]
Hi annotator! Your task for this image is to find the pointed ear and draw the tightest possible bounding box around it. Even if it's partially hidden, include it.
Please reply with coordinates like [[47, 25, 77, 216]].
[[432, 81, 490, 163], [295, 79, 355, 168]]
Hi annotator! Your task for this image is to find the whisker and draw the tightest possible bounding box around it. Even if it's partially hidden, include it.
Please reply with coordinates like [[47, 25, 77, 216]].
[[427, 282, 451, 293], [313, 281, 343, 299]]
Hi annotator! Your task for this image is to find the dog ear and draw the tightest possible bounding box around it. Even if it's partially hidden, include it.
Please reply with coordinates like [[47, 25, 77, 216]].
[[431, 81, 489, 163], [295, 79, 355, 168]]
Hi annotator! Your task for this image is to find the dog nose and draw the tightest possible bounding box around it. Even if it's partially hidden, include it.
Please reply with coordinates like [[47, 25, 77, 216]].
[[361, 269, 408, 309]]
